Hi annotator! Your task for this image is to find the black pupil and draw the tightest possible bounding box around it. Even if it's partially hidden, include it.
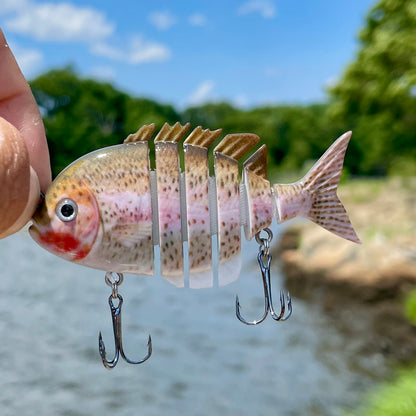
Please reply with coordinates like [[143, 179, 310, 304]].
[[61, 204, 74, 217]]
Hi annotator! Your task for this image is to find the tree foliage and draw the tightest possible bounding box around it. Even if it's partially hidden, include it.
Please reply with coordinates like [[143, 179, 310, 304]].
[[31, 67, 180, 176], [30, 68, 341, 179], [30, 0, 416, 179], [328, 0, 416, 175]]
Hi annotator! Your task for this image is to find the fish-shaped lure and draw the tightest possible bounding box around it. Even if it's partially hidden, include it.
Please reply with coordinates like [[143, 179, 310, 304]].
[[30, 122, 360, 288]]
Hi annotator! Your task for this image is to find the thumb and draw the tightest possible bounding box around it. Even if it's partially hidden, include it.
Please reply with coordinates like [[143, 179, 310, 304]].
[[0, 117, 40, 238]]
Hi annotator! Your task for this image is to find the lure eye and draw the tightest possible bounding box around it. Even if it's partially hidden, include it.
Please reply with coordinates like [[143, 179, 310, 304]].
[[56, 199, 78, 222]]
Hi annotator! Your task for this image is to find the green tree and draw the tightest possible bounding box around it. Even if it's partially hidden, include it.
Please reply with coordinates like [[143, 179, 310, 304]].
[[182, 102, 344, 179], [31, 67, 128, 175], [30, 68, 180, 176], [181, 102, 240, 129], [124, 97, 179, 134], [328, 0, 416, 175]]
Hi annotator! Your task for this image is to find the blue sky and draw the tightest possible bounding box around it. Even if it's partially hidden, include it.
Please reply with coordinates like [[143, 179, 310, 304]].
[[0, 0, 375, 108]]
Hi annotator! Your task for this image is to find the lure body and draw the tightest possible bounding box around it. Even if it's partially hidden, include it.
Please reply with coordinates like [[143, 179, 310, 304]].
[[30, 123, 360, 288]]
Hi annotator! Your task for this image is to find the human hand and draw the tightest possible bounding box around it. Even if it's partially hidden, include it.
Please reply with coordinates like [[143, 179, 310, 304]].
[[0, 28, 51, 238]]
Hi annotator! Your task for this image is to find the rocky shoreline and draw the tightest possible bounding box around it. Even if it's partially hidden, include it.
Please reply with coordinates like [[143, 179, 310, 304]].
[[274, 178, 416, 364], [277, 225, 416, 302]]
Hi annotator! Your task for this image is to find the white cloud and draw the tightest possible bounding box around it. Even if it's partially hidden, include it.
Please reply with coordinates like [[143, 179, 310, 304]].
[[5, 2, 114, 42], [92, 36, 171, 64], [2, 0, 171, 66], [237, 0, 276, 18], [189, 13, 207, 27], [128, 36, 171, 63], [187, 80, 216, 106], [148, 10, 176, 30], [0, 0, 28, 14]]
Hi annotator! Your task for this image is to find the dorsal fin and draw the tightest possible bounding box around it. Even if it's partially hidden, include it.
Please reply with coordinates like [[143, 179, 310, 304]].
[[184, 126, 222, 148], [124, 123, 156, 143], [154, 122, 190, 143], [214, 133, 260, 160], [243, 144, 268, 179]]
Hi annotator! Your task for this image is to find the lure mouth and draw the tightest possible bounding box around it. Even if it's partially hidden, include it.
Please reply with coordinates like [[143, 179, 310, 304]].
[[29, 193, 55, 245], [28, 222, 42, 243], [29, 221, 51, 253], [37, 192, 45, 207], [29, 222, 88, 260], [29, 195, 58, 244], [28, 219, 52, 247]]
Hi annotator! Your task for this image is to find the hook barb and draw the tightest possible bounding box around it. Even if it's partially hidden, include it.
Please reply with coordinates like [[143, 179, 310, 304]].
[[99, 294, 152, 369], [269, 290, 292, 321], [235, 294, 269, 325]]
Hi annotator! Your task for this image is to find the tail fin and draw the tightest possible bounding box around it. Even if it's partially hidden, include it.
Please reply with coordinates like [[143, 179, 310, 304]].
[[272, 131, 361, 243]]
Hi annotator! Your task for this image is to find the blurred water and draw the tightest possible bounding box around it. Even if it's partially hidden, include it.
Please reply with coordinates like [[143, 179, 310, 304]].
[[0, 229, 387, 416]]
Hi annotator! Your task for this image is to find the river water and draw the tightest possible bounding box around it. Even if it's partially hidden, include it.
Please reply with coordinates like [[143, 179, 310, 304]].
[[0, 228, 388, 416]]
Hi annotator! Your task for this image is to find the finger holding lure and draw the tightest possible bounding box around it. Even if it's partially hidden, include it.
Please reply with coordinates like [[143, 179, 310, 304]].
[[29, 122, 360, 367]]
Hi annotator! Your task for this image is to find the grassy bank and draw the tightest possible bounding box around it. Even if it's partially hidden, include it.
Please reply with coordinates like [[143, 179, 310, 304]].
[[277, 177, 416, 415], [278, 176, 416, 296], [345, 175, 416, 416], [339, 177, 416, 246], [345, 366, 416, 416]]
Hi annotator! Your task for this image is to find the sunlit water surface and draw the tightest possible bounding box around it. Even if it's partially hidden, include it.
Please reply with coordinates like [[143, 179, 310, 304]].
[[0, 229, 387, 416]]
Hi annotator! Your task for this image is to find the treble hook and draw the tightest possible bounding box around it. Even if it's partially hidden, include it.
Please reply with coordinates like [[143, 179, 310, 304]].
[[236, 228, 292, 325], [99, 272, 152, 369]]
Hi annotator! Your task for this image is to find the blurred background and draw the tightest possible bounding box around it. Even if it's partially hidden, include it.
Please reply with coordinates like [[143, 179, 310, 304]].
[[1, 0, 416, 415]]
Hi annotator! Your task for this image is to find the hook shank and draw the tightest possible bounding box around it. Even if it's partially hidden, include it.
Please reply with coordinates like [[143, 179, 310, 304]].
[[99, 274, 152, 369], [236, 228, 292, 325]]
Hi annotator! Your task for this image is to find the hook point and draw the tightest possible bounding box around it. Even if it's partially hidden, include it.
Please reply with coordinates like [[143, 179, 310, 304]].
[[98, 331, 105, 356], [147, 335, 152, 351]]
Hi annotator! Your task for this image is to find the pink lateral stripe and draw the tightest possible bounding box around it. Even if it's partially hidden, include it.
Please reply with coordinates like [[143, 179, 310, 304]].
[[242, 169, 272, 240]]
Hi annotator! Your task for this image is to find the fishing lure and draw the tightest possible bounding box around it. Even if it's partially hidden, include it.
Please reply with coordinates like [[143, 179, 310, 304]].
[[30, 122, 360, 368]]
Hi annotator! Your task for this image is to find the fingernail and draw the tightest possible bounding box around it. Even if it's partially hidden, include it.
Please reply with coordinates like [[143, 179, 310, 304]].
[[0, 166, 40, 238]]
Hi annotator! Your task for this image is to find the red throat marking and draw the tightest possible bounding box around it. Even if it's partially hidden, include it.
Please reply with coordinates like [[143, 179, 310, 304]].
[[40, 232, 90, 260]]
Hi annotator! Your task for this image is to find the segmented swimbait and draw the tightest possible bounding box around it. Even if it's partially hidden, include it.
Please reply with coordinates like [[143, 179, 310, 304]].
[[30, 122, 360, 288]]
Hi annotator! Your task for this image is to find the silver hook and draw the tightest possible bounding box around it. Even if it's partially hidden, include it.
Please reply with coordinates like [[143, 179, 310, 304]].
[[236, 228, 292, 325], [99, 272, 152, 369]]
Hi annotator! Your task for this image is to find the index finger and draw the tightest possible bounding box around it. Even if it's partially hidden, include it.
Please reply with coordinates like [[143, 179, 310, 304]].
[[0, 28, 51, 192]]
